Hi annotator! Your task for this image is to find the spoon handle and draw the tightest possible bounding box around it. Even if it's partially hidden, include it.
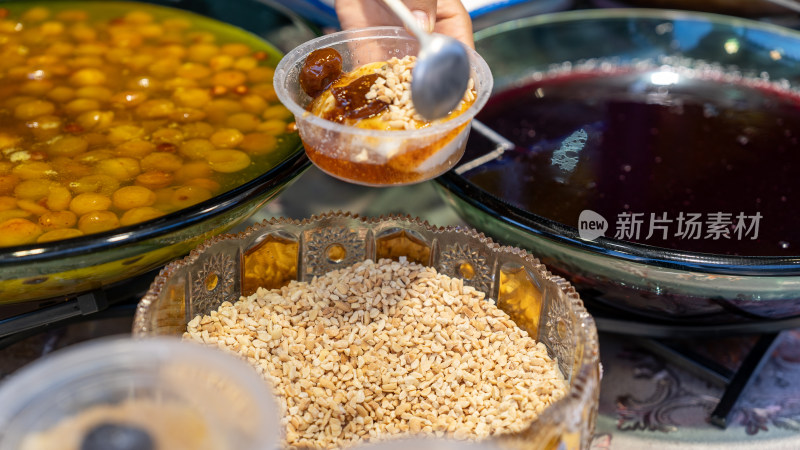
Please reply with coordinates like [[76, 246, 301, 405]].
[[380, 0, 431, 43]]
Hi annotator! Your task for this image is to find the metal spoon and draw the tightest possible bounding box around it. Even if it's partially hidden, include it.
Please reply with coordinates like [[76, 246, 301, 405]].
[[381, 0, 471, 120]]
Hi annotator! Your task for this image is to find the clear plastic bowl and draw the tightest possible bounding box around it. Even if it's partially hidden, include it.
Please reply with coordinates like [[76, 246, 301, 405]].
[[274, 27, 493, 186], [0, 337, 280, 450]]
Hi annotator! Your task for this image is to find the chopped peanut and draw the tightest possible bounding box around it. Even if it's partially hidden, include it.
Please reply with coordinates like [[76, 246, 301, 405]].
[[185, 259, 566, 449]]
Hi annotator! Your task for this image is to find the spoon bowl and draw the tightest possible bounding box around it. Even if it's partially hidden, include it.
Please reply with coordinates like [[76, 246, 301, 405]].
[[380, 0, 472, 120], [412, 33, 472, 120]]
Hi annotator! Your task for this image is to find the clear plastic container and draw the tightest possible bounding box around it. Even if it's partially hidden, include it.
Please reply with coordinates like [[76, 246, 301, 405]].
[[274, 27, 493, 186], [0, 337, 280, 450]]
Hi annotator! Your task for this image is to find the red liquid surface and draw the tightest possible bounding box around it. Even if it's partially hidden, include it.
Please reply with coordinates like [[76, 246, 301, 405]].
[[462, 68, 800, 256]]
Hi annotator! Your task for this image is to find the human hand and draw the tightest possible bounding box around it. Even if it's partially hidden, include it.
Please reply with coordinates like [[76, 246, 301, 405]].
[[334, 0, 474, 49]]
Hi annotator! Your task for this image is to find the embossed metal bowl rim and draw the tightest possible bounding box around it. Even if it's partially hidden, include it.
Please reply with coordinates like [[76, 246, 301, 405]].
[[133, 211, 600, 445], [274, 26, 493, 138], [0, 151, 309, 266], [438, 8, 800, 277]]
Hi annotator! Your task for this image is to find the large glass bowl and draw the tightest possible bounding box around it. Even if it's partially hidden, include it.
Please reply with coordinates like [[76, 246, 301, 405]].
[[0, 0, 315, 304], [435, 9, 800, 325], [133, 212, 600, 450]]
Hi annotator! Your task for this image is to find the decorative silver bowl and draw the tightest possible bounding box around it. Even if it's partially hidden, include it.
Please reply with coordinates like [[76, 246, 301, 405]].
[[133, 212, 600, 449]]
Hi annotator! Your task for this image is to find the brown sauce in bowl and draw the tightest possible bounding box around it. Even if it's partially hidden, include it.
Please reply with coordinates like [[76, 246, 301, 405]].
[[298, 47, 342, 98]]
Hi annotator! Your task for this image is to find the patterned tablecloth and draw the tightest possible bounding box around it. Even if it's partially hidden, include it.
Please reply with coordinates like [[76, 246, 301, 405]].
[[592, 331, 800, 449]]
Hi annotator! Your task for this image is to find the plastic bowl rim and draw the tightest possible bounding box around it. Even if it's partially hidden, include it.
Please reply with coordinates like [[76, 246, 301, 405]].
[[0, 336, 279, 440]]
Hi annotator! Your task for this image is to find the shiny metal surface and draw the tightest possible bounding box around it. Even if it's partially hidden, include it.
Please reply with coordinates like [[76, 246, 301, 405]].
[[134, 212, 600, 450]]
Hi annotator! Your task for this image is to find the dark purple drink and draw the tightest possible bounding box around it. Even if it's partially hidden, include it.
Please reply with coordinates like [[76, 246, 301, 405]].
[[461, 67, 800, 256]]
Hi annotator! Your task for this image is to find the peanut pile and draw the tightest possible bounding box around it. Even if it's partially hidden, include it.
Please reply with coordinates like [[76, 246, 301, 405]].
[[365, 56, 475, 130], [185, 258, 566, 449]]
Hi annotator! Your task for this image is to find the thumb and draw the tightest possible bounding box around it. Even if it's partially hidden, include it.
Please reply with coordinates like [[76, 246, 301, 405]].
[[402, 0, 436, 33]]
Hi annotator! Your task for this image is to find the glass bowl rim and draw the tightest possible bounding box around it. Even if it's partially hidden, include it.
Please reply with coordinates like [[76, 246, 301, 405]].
[[0, 151, 309, 267], [438, 8, 800, 276], [474, 7, 800, 42], [437, 172, 800, 277], [274, 26, 494, 138]]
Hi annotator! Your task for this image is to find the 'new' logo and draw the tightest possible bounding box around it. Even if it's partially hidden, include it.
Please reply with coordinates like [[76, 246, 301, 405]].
[[578, 210, 608, 241]]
